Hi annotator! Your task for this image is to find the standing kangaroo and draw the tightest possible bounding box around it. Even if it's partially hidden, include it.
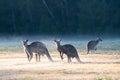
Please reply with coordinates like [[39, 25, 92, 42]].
[[22, 40, 53, 62], [86, 37, 102, 54], [54, 40, 81, 63]]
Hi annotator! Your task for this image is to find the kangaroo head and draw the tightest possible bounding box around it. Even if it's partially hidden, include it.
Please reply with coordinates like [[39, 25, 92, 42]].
[[22, 40, 28, 46], [54, 39, 61, 46], [97, 37, 102, 42]]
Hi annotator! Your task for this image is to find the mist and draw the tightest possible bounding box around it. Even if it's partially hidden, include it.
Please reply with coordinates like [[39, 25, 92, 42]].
[[0, 35, 119, 54]]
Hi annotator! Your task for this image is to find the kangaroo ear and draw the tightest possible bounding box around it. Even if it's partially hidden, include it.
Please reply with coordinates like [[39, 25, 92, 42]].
[[25, 40, 28, 42], [54, 40, 57, 42], [59, 39, 62, 42]]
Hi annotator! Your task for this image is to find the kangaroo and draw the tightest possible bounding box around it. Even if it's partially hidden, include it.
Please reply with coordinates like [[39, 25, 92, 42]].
[[86, 37, 102, 54], [54, 40, 81, 63], [22, 40, 53, 62]]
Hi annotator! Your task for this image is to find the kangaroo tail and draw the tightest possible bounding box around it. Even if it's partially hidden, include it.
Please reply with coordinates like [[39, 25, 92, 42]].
[[75, 56, 81, 63], [45, 49, 54, 62]]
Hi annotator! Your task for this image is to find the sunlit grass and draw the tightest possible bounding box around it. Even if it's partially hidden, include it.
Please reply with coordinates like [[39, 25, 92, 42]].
[[0, 51, 120, 80]]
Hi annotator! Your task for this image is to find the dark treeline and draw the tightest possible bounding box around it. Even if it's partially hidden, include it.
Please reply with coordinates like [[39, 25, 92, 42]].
[[0, 0, 120, 35]]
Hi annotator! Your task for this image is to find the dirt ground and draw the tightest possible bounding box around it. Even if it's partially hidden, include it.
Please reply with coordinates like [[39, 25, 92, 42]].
[[0, 52, 120, 80]]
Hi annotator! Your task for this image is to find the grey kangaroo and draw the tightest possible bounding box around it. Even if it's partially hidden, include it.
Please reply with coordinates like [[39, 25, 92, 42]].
[[86, 37, 102, 54], [54, 40, 81, 63], [22, 40, 53, 62]]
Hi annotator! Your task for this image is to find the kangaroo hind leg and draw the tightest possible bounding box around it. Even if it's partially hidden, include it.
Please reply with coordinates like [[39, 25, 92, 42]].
[[67, 56, 71, 63], [37, 52, 41, 62]]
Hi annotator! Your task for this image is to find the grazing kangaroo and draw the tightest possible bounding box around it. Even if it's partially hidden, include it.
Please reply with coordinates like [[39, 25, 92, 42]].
[[86, 37, 102, 54], [54, 40, 81, 63], [22, 40, 53, 62]]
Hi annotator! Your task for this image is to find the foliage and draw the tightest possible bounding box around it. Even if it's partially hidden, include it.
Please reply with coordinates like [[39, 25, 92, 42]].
[[0, 0, 120, 35]]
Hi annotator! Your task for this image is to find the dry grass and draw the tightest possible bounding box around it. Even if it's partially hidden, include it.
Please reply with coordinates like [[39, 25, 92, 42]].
[[0, 51, 120, 80]]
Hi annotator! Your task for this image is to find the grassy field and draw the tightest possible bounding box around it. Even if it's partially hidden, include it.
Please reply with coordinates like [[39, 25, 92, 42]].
[[0, 51, 120, 80]]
